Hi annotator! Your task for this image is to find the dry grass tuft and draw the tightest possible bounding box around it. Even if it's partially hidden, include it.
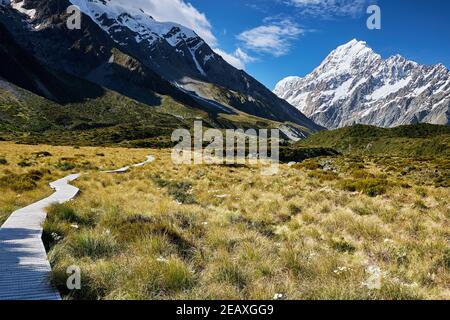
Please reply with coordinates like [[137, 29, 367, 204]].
[[2, 142, 448, 300]]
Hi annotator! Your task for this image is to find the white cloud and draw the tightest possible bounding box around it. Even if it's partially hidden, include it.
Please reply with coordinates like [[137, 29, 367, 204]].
[[113, 0, 258, 69], [213, 48, 256, 70], [287, 0, 374, 18], [237, 18, 304, 57], [117, 0, 217, 45]]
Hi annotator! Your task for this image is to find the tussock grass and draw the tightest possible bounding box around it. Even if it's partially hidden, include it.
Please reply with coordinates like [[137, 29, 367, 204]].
[[67, 230, 119, 260], [0, 141, 149, 224], [2, 142, 448, 300]]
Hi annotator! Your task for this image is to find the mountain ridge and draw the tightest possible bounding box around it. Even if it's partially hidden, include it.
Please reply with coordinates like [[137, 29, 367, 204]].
[[274, 39, 450, 129], [0, 0, 322, 140]]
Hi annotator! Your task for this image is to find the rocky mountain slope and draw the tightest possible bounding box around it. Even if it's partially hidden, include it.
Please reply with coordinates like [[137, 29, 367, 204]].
[[0, 0, 322, 143], [274, 39, 450, 129]]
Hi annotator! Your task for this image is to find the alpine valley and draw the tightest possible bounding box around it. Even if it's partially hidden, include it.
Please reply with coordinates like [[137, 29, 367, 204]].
[[0, 0, 322, 146], [0, 1, 450, 302]]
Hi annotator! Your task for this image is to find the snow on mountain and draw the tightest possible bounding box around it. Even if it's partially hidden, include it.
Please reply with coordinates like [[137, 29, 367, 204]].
[[68, 0, 209, 76], [0, 0, 323, 134], [274, 39, 450, 129], [69, 0, 197, 46], [2, 0, 36, 19]]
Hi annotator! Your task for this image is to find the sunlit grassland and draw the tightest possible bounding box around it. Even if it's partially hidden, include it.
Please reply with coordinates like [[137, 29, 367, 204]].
[[34, 147, 449, 300], [0, 142, 149, 224]]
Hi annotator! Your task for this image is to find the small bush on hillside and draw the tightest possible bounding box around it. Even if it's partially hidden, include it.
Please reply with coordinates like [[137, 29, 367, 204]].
[[27, 169, 47, 181], [18, 159, 33, 167], [330, 237, 356, 253], [294, 159, 321, 170], [288, 203, 302, 215], [152, 176, 196, 204], [56, 161, 76, 171], [351, 169, 375, 179], [33, 151, 52, 158], [307, 170, 339, 181], [0, 169, 48, 192], [0, 157, 7, 165], [339, 178, 388, 197]]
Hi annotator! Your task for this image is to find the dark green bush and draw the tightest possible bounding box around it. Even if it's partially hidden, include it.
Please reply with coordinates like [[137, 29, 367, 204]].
[[339, 178, 388, 197], [0, 169, 48, 192], [18, 160, 33, 167], [152, 176, 196, 204], [33, 151, 52, 158], [330, 237, 356, 253], [56, 161, 76, 171]]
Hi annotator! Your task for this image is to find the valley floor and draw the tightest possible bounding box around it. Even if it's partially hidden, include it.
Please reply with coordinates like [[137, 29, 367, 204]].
[[0, 142, 449, 300]]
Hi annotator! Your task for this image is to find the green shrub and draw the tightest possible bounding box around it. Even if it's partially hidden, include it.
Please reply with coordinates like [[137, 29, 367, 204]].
[[27, 169, 47, 181], [18, 159, 33, 167], [294, 159, 321, 170], [307, 170, 339, 181], [339, 178, 388, 197], [330, 237, 356, 253], [351, 169, 374, 179], [280, 147, 339, 163], [288, 203, 302, 215], [33, 151, 52, 158], [347, 162, 365, 170], [56, 161, 76, 171], [152, 176, 196, 204], [0, 169, 47, 192]]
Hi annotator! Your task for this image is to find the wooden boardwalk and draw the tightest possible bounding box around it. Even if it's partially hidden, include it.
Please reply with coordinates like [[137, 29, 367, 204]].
[[0, 174, 80, 300], [0, 155, 154, 300]]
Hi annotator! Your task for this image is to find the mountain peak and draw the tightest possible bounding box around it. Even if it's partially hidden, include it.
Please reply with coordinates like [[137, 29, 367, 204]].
[[341, 38, 368, 48], [329, 39, 376, 61], [311, 39, 380, 81], [274, 39, 450, 129]]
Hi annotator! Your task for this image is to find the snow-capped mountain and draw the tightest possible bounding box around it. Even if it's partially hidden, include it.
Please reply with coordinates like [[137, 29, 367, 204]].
[[274, 39, 450, 129], [0, 0, 321, 135], [68, 0, 211, 79]]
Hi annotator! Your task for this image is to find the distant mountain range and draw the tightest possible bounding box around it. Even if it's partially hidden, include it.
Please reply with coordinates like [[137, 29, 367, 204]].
[[0, 0, 322, 145], [274, 39, 450, 129]]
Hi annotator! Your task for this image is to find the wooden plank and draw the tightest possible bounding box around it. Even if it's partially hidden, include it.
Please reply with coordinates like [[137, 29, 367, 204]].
[[0, 174, 80, 300]]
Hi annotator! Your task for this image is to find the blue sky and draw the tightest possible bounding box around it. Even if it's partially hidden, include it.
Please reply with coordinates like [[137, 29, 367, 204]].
[[148, 0, 450, 89]]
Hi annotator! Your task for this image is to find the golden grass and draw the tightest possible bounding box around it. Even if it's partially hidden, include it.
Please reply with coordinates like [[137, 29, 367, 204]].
[[1, 142, 449, 300], [49, 150, 450, 299], [0, 142, 148, 224]]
